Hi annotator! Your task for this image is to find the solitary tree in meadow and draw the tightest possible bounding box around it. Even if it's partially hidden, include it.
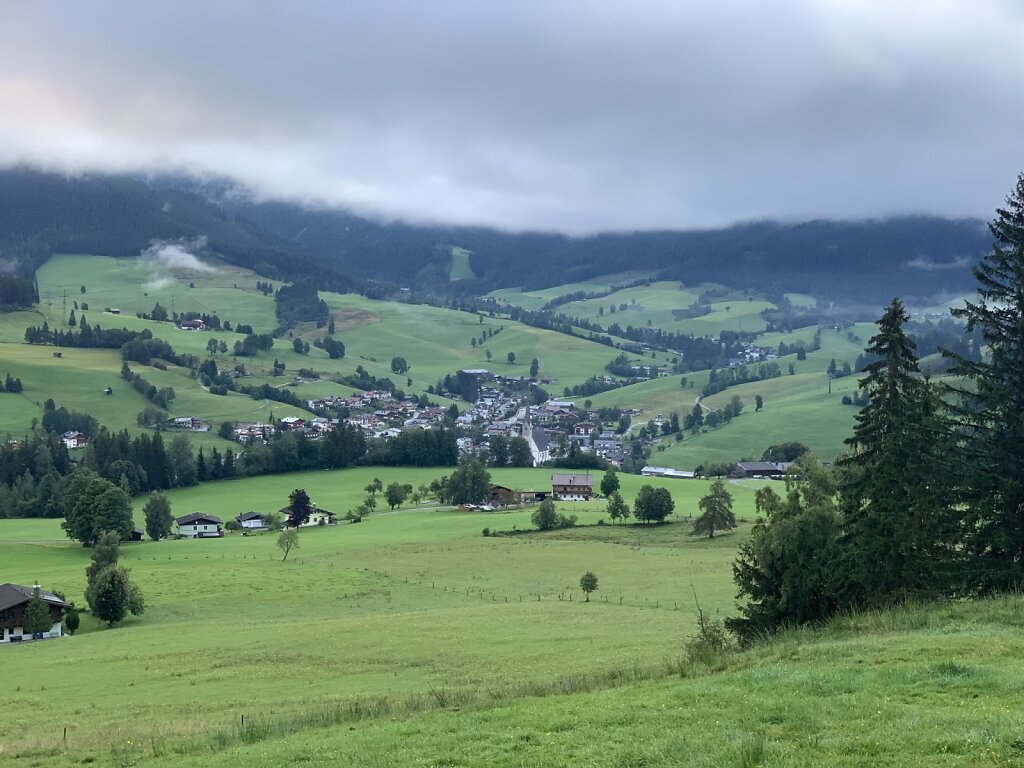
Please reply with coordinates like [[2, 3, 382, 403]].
[[506, 351, 516, 365], [606, 492, 629, 524], [90, 566, 145, 627], [693, 480, 737, 538], [633, 485, 674, 524], [277, 529, 300, 561], [600, 468, 620, 497], [579, 572, 599, 602], [63, 604, 80, 635], [385, 482, 410, 509]]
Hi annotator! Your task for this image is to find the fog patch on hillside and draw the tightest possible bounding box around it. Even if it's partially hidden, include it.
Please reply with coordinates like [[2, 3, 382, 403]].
[[141, 236, 216, 273]]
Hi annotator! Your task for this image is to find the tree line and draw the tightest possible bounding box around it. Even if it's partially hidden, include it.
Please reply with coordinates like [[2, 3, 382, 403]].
[[727, 173, 1024, 643]]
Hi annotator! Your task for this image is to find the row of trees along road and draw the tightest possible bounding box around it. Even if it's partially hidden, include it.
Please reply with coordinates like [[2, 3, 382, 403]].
[[728, 173, 1024, 642]]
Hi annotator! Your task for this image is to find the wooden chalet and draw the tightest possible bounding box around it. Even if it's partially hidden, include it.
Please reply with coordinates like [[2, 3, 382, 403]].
[[0, 583, 70, 644], [551, 473, 594, 501]]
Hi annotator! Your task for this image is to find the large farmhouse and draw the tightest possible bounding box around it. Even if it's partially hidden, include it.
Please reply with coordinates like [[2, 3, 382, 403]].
[[0, 583, 69, 644], [175, 513, 224, 538], [278, 504, 336, 527], [551, 473, 594, 501]]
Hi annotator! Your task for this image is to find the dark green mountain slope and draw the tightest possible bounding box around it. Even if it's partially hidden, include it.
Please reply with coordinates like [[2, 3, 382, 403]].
[[0, 168, 353, 291], [198, 183, 991, 302]]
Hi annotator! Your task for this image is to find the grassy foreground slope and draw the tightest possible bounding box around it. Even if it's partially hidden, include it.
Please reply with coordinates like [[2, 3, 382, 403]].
[[138, 595, 1024, 768]]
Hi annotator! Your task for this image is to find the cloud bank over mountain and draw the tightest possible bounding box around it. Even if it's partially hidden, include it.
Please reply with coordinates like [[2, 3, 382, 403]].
[[0, 1, 1021, 232]]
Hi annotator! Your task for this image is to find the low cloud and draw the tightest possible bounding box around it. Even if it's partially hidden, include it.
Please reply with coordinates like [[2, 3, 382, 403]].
[[140, 236, 216, 272], [143, 275, 175, 291], [1, 4, 1023, 232], [905, 255, 974, 271]]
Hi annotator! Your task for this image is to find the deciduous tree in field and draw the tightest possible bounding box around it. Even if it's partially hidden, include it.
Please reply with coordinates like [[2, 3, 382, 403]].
[[63, 605, 80, 635], [143, 493, 173, 541], [606, 491, 629, 524], [579, 572, 599, 602], [90, 566, 145, 627], [277, 529, 300, 561], [385, 482, 411, 509], [693, 480, 736, 538], [62, 474, 133, 546], [727, 455, 841, 643], [633, 485, 674, 524], [600, 468, 620, 497], [444, 457, 492, 505], [84, 530, 120, 607], [530, 499, 577, 531]]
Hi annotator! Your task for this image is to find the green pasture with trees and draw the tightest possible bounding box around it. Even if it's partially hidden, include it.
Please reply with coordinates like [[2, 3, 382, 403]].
[[3, 174, 1024, 766]]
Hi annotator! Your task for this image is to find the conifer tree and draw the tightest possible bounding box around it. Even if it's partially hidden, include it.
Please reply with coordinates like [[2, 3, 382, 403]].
[[947, 173, 1024, 590], [838, 298, 957, 605], [23, 587, 53, 636]]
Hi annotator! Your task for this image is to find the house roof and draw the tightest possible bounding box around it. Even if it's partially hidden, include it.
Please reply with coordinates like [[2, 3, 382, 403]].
[[530, 427, 549, 452], [736, 461, 783, 473], [176, 513, 223, 525], [236, 512, 264, 522], [551, 473, 593, 486], [0, 583, 70, 612], [279, 505, 334, 517]]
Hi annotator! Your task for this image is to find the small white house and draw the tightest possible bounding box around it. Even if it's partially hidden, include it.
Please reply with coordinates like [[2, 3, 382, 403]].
[[0, 583, 69, 644], [175, 513, 224, 538], [235, 511, 267, 531]]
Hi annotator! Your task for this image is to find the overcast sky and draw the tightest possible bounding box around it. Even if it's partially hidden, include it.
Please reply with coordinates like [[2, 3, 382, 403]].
[[0, 1, 1021, 232]]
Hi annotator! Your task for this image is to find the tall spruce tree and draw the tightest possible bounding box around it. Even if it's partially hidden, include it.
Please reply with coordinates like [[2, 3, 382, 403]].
[[947, 173, 1024, 590], [837, 298, 957, 605]]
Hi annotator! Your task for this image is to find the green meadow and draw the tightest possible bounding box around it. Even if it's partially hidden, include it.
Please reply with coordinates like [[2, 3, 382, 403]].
[[449, 246, 476, 280], [1, 467, 763, 765], [5, 466, 1023, 767], [487, 272, 652, 312], [552, 281, 775, 337]]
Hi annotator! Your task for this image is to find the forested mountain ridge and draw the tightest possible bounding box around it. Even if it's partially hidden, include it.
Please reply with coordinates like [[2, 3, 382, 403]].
[[0, 167, 993, 304], [161, 174, 992, 302]]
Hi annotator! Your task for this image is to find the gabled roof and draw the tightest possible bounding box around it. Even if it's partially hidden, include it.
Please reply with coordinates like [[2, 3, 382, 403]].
[[236, 512, 264, 522], [0, 583, 70, 612], [176, 513, 223, 525], [737, 461, 782, 472], [551, 473, 593, 486]]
